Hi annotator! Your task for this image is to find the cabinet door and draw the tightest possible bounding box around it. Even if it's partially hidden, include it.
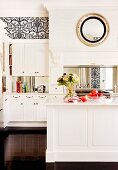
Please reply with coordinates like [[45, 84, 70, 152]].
[[36, 44, 48, 76], [24, 96, 35, 121], [10, 97, 24, 121], [24, 44, 36, 76], [49, 67, 63, 94], [12, 43, 24, 76], [4, 96, 9, 126], [50, 67, 63, 84], [0, 109, 3, 122], [24, 43, 48, 76], [36, 95, 48, 121], [92, 107, 118, 146]]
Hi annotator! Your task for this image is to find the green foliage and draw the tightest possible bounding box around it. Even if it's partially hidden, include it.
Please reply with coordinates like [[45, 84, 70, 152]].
[[57, 73, 79, 87]]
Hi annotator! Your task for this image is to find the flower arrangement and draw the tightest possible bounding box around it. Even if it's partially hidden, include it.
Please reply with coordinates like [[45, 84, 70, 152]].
[[57, 73, 79, 98]]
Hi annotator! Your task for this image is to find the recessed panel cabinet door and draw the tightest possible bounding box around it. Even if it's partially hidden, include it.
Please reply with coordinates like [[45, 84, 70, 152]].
[[12, 44, 24, 76], [36, 96, 48, 121], [12, 43, 48, 76], [10, 98, 24, 121], [92, 107, 118, 146], [23, 98, 35, 121], [24, 43, 48, 76], [36, 44, 48, 76], [24, 44, 36, 76]]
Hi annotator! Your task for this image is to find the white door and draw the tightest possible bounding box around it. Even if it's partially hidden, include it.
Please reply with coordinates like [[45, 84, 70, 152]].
[[24, 96, 35, 121], [4, 96, 9, 126], [12, 43, 24, 76], [24, 43, 48, 76], [49, 67, 63, 93], [36, 44, 49, 76], [92, 107, 118, 146], [36, 95, 48, 121], [10, 97, 24, 121], [24, 43, 36, 76]]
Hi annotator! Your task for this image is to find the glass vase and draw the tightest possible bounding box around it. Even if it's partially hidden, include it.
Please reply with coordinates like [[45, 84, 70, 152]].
[[65, 85, 74, 99]]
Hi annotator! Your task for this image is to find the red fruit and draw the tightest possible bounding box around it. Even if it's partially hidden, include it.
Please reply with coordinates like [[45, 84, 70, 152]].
[[93, 93, 98, 97], [88, 92, 92, 96], [80, 96, 87, 102], [91, 89, 98, 94]]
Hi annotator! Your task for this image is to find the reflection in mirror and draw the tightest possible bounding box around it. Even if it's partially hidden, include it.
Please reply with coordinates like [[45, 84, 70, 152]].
[[63, 66, 118, 93], [82, 18, 105, 42], [76, 13, 109, 46]]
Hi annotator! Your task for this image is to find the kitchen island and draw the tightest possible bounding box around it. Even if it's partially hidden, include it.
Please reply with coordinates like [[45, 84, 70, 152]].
[[46, 97, 118, 162]]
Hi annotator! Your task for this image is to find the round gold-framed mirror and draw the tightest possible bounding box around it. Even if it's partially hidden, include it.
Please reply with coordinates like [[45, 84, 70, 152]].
[[76, 13, 110, 47]]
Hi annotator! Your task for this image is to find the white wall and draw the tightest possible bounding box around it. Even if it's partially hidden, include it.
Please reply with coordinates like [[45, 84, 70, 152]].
[[44, 1, 118, 67], [49, 8, 118, 52], [0, 0, 47, 16]]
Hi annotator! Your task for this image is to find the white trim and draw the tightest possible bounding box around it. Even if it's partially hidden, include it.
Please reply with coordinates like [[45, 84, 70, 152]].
[[43, 1, 118, 11], [0, 10, 48, 17], [46, 151, 118, 162]]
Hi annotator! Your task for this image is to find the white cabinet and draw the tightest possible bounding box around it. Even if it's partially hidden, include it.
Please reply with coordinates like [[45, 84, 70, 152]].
[[36, 95, 48, 121], [4, 96, 10, 126], [24, 95, 48, 121], [9, 95, 24, 121], [23, 95, 47, 121], [92, 107, 118, 146], [33, 44, 48, 76], [24, 95, 36, 121], [49, 67, 63, 94], [12, 43, 48, 76], [4, 94, 48, 124], [0, 109, 3, 122], [12, 43, 24, 76]]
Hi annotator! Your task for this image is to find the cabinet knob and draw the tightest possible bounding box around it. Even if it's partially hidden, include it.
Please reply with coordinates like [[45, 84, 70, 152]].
[[37, 72, 39, 73], [21, 103, 23, 105], [39, 96, 46, 98], [26, 96, 33, 98], [13, 96, 20, 98], [22, 71, 24, 73]]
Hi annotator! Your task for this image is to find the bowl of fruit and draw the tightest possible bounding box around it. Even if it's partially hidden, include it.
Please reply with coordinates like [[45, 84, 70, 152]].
[[87, 89, 105, 100]]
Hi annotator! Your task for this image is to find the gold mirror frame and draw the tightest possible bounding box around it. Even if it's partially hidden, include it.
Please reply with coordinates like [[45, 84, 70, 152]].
[[76, 13, 110, 47]]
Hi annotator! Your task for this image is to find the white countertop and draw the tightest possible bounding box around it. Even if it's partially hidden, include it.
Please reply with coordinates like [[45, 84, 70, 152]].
[[46, 98, 118, 106], [3, 92, 49, 95]]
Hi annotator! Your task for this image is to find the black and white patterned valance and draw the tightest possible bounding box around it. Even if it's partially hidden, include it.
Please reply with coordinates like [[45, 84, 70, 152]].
[[0, 17, 49, 39], [91, 67, 100, 88]]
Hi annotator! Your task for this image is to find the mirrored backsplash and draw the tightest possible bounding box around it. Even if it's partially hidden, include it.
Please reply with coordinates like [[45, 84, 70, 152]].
[[12, 76, 49, 93], [63, 66, 118, 92]]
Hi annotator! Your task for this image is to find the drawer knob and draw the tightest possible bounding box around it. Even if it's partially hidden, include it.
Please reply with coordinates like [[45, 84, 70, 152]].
[[26, 96, 33, 98], [39, 96, 46, 98], [13, 96, 20, 98]]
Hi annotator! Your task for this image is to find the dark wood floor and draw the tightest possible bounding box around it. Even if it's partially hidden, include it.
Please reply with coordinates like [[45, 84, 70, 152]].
[[0, 127, 46, 170], [1, 127, 118, 170]]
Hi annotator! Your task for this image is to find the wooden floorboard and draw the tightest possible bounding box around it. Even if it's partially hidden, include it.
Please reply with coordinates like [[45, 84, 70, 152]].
[[1, 127, 118, 170]]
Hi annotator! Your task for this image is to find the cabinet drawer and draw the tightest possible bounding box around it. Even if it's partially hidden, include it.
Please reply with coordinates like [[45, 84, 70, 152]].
[[49, 94, 64, 100], [11, 95, 24, 100], [50, 85, 63, 94], [38, 95, 48, 100]]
